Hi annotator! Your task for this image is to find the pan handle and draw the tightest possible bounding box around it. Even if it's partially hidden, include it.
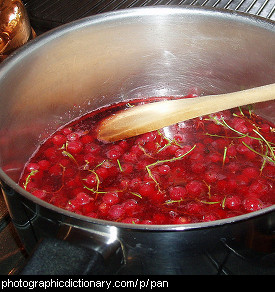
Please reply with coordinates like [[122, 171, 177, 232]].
[[18, 227, 124, 275], [19, 237, 106, 275]]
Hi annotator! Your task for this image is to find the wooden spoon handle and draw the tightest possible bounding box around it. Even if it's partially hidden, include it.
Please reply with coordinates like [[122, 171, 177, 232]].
[[98, 83, 275, 142]]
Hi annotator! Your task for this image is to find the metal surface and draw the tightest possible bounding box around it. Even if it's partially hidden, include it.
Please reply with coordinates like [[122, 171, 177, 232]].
[[22, 0, 275, 29], [0, 6, 274, 274]]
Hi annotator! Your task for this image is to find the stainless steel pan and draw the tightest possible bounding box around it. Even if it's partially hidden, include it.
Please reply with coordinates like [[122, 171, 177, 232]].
[[0, 6, 274, 274]]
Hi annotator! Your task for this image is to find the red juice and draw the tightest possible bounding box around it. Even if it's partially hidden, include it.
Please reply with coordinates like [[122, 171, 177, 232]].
[[19, 97, 275, 224]]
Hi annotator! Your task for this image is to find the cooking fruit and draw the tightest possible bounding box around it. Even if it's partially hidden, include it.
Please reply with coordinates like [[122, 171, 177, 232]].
[[19, 96, 275, 224]]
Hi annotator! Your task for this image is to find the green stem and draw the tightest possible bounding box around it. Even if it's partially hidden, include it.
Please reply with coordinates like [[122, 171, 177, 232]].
[[223, 147, 228, 166], [23, 169, 38, 190], [146, 144, 196, 189], [242, 142, 275, 164], [117, 159, 123, 172], [252, 129, 275, 160], [147, 144, 197, 170], [62, 150, 78, 166]]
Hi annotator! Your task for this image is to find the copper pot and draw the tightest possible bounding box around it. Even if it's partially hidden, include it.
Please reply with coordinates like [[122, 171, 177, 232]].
[[0, 0, 34, 61]]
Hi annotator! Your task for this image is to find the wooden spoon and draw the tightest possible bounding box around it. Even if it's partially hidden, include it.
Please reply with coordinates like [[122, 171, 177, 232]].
[[97, 83, 275, 143]]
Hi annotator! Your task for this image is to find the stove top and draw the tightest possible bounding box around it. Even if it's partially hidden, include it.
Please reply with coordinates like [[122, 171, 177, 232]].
[[0, 0, 275, 275]]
